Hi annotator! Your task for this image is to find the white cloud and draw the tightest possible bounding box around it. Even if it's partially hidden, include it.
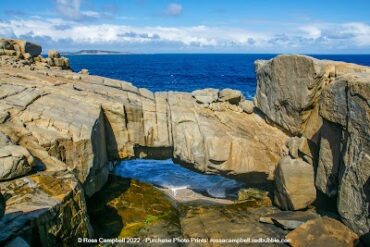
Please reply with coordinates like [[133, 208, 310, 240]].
[[300, 25, 321, 39], [0, 17, 369, 52], [55, 0, 83, 20], [165, 3, 183, 17], [55, 0, 103, 20], [81, 10, 101, 18]]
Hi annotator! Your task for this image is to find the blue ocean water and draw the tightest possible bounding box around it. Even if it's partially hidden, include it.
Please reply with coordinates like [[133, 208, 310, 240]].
[[67, 54, 370, 99], [113, 159, 244, 199]]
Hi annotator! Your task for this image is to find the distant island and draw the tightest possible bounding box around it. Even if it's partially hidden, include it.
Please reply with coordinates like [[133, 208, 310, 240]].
[[61, 50, 132, 55]]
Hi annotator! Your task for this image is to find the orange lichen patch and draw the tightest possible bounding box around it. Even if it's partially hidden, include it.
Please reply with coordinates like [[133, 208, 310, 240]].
[[30, 172, 73, 200]]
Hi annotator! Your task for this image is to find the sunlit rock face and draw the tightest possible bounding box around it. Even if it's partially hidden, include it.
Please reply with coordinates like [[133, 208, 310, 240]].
[[254, 55, 370, 143]]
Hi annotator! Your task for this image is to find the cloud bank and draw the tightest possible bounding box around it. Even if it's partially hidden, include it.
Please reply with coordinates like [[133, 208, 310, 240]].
[[0, 17, 369, 53]]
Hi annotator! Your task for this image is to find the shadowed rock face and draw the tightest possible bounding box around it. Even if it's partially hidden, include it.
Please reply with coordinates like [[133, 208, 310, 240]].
[[318, 73, 370, 235]]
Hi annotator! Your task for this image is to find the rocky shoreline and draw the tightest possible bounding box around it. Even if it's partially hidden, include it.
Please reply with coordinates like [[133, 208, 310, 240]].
[[0, 38, 369, 246]]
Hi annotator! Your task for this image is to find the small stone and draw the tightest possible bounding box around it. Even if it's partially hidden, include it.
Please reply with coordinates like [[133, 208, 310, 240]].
[[0, 112, 10, 123], [72, 75, 82, 80], [239, 100, 254, 114], [218, 88, 243, 104], [23, 53, 32, 60], [4, 50, 16, 56], [79, 69, 89, 75], [259, 210, 320, 230], [192, 88, 219, 104]]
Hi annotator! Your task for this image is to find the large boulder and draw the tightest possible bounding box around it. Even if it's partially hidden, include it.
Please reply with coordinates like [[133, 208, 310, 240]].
[[285, 136, 318, 165], [12, 40, 42, 57], [239, 100, 254, 114], [274, 156, 316, 210], [192, 88, 219, 104], [286, 217, 359, 247], [0, 39, 41, 58], [254, 55, 370, 143], [318, 72, 370, 235], [218, 88, 243, 104], [0, 40, 13, 50]]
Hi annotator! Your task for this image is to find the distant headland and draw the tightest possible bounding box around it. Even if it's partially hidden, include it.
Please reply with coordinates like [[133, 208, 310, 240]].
[[61, 50, 132, 55]]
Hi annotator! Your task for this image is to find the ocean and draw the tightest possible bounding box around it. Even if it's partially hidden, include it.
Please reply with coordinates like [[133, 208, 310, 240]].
[[67, 54, 370, 99]]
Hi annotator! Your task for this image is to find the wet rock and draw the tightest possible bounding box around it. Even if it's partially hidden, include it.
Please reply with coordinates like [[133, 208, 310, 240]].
[[259, 210, 319, 230], [192, 88, 219, 104], [88, 176, 181, 239], [286, 216, 359, 247], [0, 171, 93, 245], [274, 156, 316, 210], [218, 88, 242, 104], [180, 202, 287, 247], [4, 237, 30, 247], [239, 100, 254, 114]]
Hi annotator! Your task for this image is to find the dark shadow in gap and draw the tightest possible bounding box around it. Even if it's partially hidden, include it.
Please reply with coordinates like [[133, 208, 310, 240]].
[[87, 175, 131, 238]]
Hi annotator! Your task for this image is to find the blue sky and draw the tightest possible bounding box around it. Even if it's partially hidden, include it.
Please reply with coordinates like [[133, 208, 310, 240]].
[[0, 0, 369, 53]]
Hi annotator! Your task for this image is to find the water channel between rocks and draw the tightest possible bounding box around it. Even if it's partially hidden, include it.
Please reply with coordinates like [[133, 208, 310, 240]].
[[87, 159, 287, 246], [114, 159, 246, 203]]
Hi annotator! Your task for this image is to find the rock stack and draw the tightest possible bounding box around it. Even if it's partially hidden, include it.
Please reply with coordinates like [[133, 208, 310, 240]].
[[0, 38, 69, 70], [254, 54, 370, 245]]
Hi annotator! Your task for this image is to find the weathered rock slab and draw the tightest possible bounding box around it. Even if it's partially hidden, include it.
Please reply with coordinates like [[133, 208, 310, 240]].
[[259, 210, 319, 230], [274, 156, 316, 210], [286, 217, 359, 247]]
